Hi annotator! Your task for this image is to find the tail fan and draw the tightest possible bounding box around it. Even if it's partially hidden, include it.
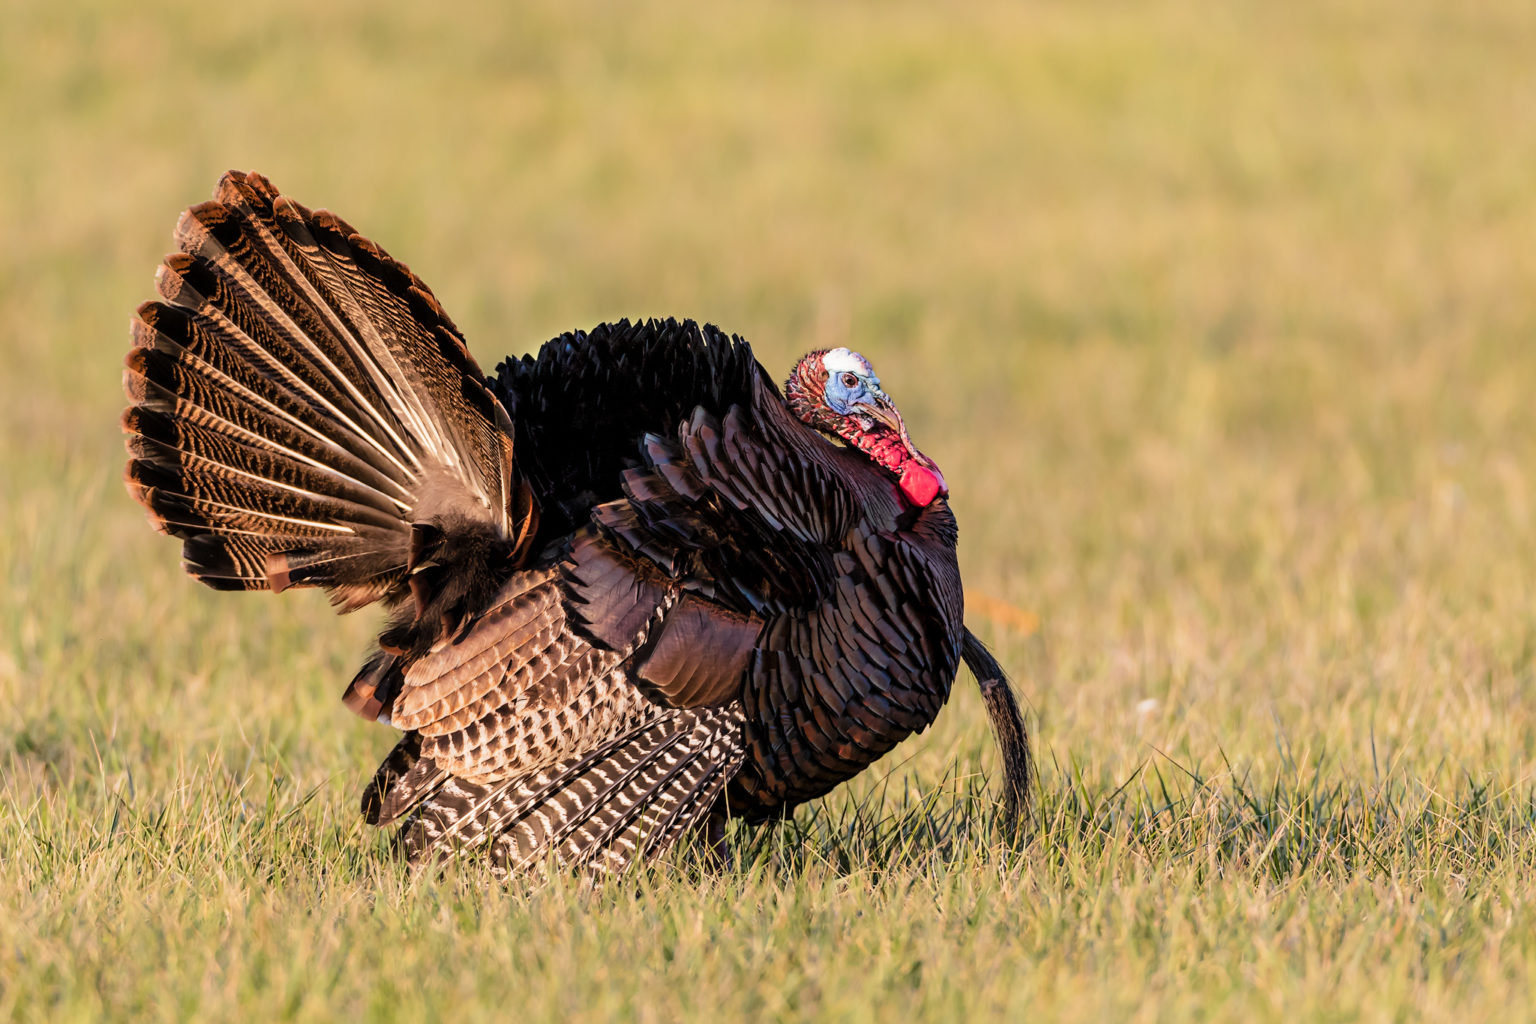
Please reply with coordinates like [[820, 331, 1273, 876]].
[[386, 706, 747, 877], [122, 170, 526, 614]]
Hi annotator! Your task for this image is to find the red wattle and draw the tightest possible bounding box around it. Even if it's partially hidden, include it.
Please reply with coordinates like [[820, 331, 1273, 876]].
[[898, 463, 944, 507]]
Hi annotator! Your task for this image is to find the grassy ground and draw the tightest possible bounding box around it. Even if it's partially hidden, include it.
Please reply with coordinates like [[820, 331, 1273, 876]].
[[5, 0, 1536, 1019]]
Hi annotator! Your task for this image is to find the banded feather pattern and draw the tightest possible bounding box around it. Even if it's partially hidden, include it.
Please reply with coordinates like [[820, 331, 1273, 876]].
[[395, 705, 745, 877], [124, 172, 1031, 879], [123, 170, 524, 616]]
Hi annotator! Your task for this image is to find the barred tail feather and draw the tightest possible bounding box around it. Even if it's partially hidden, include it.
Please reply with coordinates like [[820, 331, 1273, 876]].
[[123, 170, 520, 613]]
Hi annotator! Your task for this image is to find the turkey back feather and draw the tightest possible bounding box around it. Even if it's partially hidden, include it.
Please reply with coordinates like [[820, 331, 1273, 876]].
[[491, 318, 761, 546]]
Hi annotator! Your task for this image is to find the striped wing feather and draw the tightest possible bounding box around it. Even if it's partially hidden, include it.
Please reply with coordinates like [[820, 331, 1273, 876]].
[[359, 567, 745, 872]]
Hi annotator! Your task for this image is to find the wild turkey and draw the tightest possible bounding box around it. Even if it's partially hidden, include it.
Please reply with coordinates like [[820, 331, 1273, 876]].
[[122, 170, 1031, 876]]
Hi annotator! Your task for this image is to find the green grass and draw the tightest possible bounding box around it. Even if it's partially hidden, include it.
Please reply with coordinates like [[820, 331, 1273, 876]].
[[6, 0, 1536, 1019]]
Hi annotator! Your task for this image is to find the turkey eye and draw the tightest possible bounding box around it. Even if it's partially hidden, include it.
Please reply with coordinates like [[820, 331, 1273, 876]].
[[840, 372, 859, 388]]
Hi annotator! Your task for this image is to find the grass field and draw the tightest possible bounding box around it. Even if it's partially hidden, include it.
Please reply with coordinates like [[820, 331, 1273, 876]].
[[6, 0, 1536, 1019]]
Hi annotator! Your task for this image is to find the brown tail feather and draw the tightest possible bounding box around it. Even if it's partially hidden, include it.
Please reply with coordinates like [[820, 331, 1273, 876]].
[[123, 170, 527, 616]]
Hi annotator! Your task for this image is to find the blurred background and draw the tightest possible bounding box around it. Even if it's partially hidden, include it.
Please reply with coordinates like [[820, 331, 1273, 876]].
[[11, 2, 1536, 1018], [6, 0, 1536, 862]]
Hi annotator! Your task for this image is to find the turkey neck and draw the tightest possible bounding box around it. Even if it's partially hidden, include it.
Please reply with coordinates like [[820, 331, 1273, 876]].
[[839, 421, 947, 509], [841, 422, 915, 476]]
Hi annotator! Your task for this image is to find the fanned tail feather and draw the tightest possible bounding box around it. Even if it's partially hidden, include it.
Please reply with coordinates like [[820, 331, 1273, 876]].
[[123, 170, 520, 613]]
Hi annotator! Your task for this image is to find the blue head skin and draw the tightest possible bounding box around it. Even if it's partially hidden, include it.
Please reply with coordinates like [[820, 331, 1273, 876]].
[[819, 349, 893, 429]]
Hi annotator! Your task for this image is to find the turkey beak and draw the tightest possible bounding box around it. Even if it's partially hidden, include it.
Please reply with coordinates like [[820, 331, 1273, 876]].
[[856, 391, 906, 435]]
